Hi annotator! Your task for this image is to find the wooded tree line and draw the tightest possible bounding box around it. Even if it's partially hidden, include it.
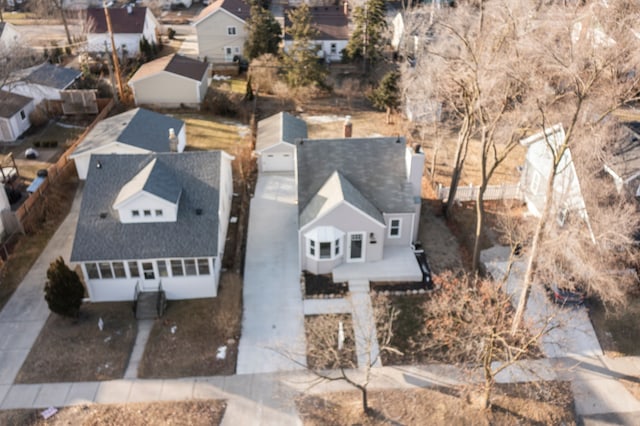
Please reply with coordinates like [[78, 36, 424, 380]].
[[401, 0, 640, 331]]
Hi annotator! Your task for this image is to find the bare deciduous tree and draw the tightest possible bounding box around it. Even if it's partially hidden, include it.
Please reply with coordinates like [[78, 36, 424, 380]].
[[510, 0, 640, 332]]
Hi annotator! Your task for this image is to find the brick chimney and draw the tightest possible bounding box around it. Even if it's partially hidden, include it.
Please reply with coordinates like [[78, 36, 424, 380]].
[[169, 128, 178, 152], [343, 115, 352, 138]]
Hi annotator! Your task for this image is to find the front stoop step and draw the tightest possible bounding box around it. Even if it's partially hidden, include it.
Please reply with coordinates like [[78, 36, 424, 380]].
[[135, 291, 166, 319]]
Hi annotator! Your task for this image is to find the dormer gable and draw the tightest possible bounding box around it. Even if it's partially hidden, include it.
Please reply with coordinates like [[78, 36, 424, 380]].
[[113, 157, 182, 223]]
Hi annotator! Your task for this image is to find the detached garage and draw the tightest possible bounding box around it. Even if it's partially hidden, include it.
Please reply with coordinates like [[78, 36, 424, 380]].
[[255, 112, 307, 173]]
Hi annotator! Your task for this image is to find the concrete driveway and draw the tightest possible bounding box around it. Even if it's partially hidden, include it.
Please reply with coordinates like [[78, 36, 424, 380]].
[[481, 245, 602, 358], [0, 186, 83, 386], [236, 173, 306, 374]]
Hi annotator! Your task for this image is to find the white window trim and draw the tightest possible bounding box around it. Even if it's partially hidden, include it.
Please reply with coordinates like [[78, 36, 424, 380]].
[[227, 26, 237, 36], [305, 227, 344, 261], [388, 218, 402, 238], [347, 232, 366, 263]]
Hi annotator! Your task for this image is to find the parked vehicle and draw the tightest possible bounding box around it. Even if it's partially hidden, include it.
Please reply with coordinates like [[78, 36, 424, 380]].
[[545, 282, 586, 306]]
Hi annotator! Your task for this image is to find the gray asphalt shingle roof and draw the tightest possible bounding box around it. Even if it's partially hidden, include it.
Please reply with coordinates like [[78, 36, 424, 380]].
[[300, 171, 384, 227], [256, 112, 307, 152], [71, 151, 223, 262], [296, 137, 415, 222], [25, 63, 81, 89], [71, 108, 185, 157], [0, 90, 32, 118]]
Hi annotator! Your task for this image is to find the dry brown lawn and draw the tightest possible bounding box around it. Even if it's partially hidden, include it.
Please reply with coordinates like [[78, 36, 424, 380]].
[[298, 382, 575, 426], [137, 272, 242, 378], [15, 303, 136, 383], [0, 400, 225, 426], [172, 112, 248, 154]]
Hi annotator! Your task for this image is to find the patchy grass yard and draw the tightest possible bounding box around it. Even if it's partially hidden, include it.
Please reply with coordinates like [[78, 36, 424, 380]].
[[138, 272, 242, 378], [15, 303, 136, 383], [305, 314, 357, 370], [0, 400, 226, 426], [0, 178, 78, 312], [297, 382, 575, 426], [172, 112, 248, 153]]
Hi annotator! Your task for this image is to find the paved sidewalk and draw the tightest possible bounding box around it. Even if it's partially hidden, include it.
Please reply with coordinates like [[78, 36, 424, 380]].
[[0, 186, 83, 386], [124, 320, 153, 379], [237, 173, 306, 374]]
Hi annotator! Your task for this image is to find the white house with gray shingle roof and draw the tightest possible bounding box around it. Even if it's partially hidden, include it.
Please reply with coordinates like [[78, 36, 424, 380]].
[[71, 150, 234, 302], [70, 108, 186, 180], [2, 63, 81, 107], [296, 136, 424, 278], [0, 91, 35, 142], [255, 112, 307, 172]]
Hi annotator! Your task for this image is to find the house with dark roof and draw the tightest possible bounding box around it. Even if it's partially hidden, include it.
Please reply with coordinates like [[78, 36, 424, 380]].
[[295, 136, 424, 281], [71, 150, 234, 301], [255, 112, 307, 172], [86, 6, 159, 55], [193, 0, 250, 63], [2, 63, 81, 106], [0, 91, 35, 142], [70, 108, 186, 179], [283, 5, 349, 62], [128, 54, 211, 107], [604, 122, 640, 197]]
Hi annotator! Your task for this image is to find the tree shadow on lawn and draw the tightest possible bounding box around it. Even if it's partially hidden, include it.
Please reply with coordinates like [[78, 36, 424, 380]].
[[15, 302, 137, 383], [137, 272, 242, 378]]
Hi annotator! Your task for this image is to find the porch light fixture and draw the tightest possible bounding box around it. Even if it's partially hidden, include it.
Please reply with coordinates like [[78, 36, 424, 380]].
[[369, 232, 376, 244]]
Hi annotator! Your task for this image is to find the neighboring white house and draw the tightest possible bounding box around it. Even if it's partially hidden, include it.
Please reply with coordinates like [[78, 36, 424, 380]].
[[519, 124, 588, 223], [193, 0, 250, 63], [0, 91, 35, 142], [70, 150, 235, 301], [70, 108, 186, 180], [295, 136, 424, 282], [86, 6, 159, 55], [2, 63, 81, 107], [283, 6, 349, 62], [0, 22, 21, 51], [255, 112, 307, 172], [128, 54, 210, 107]]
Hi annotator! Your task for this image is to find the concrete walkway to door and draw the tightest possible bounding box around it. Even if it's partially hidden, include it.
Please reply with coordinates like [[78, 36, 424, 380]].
[[236, 172, 307, 374]]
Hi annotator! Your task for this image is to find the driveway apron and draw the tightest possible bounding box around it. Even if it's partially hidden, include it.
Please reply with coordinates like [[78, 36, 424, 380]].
[[237, 173, 306, 374]]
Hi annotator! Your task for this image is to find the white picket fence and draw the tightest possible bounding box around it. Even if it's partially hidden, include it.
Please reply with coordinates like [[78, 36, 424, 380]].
[[436, 183, 524, 203]]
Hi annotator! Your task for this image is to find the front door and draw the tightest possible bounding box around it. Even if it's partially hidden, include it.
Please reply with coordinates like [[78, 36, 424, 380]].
[[141, 261, 157, 290], [348, 232, 365, 262]]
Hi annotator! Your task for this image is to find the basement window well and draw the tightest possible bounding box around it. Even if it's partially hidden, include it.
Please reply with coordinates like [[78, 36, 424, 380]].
[[305, 226, 344, 261]]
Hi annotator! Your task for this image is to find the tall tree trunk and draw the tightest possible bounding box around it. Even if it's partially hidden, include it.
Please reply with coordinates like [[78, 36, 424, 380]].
[[510, 164, 555, 334], [359, 385, 369, 414], [54, 1, 72, 45], [471, 181, 487, 271], [445, 116, 472, 218]]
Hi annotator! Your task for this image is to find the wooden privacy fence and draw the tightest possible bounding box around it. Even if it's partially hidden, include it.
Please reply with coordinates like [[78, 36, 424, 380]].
[[15, 99, 115, 232], [436, 182, 524, 203]]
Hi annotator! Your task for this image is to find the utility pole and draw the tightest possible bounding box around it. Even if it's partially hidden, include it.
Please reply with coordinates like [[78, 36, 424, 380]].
[[362, 3, 368, 74], [103, 1, 125, 102]]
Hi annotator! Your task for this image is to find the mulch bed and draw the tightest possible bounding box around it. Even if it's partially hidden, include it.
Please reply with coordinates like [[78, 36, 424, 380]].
[[137, 272, 242, 378], [0, 400, 226, 426], [297, 381, 575, 426], [370, 281, 428, 293], [15, 302, 137, 383], [304, 272, 348, 297]]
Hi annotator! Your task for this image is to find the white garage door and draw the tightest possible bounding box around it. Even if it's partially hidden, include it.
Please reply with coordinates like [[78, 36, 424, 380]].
[[261, 152, 294, 172]]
